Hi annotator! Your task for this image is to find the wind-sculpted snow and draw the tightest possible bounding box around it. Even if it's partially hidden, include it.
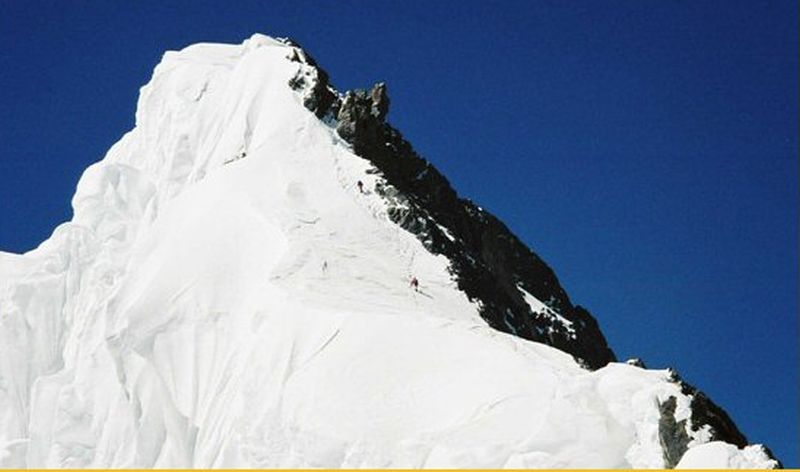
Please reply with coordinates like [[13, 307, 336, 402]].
[[0, 34, 778, 468]]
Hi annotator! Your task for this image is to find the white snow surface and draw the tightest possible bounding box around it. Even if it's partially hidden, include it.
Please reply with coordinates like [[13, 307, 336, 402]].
[[676, 442, 779, 469], [0, 34, 778, 468]]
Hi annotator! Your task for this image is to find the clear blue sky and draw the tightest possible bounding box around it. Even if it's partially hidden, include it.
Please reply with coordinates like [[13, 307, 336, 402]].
[[1, 0, 796, 465]]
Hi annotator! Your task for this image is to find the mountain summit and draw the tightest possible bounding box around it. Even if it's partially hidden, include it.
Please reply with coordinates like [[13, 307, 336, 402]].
[[0, 34, 779, 468]]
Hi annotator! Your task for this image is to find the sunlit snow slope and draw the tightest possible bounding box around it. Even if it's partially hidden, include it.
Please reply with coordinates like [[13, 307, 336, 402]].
[[0, 34, 778, 468]]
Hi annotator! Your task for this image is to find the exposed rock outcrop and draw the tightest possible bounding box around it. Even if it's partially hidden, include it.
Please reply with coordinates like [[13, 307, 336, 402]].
[[658, 396, 691, 468], [668, 369, 784, 468], [627, 357, 647, 368], [331, 83, 616, 369], [286, 42, 337, 120], [286, 45, 615, 369]]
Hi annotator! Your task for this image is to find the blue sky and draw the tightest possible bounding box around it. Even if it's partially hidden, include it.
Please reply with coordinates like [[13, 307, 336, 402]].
[[1, 0, 797, 465]]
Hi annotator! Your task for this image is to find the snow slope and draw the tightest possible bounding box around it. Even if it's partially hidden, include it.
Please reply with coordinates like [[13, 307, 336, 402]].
[[0, 34, 778, 468]]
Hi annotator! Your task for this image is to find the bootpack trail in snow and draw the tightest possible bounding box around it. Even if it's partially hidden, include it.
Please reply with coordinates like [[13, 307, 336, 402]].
[[0, 34, 781, 468]]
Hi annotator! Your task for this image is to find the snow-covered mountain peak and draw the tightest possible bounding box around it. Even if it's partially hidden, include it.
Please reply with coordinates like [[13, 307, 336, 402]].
[[0, 34, 780, 468]]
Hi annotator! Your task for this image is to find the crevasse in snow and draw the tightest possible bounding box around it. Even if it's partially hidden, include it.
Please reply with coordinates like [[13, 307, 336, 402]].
[[0, 34, 778, 468]]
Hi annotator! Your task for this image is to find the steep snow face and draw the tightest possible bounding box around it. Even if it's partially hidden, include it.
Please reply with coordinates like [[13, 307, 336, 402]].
[[0, 34, 777, 468]]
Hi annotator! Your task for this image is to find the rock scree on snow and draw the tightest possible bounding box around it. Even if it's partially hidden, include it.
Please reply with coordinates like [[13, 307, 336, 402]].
[[0, 33, 781, 468]]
